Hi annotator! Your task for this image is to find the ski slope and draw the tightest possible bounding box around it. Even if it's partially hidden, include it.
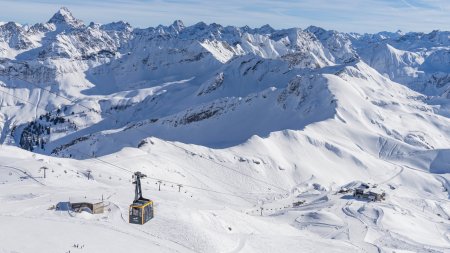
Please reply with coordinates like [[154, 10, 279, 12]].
[[0, 7, 450, 253], [1, 135, 449, 253]]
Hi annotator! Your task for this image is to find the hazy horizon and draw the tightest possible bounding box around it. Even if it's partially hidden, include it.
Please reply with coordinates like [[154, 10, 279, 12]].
[[0, 0, 450, 33]]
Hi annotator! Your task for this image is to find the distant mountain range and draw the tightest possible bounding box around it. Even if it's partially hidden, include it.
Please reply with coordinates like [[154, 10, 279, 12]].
[[0, 7, 449, 168]]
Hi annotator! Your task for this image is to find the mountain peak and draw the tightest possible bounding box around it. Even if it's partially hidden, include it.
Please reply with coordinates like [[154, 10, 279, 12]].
[[1, 21, 22, 30], [172, 20, 184, 28], [100, 21, 132, 32], [48, 7, 83, 27], [170, 20, 185, 33], [257, 24, 275, 34]]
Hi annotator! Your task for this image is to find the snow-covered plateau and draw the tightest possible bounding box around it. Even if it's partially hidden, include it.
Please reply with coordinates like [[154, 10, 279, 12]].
[[0, 7, 449, 253]]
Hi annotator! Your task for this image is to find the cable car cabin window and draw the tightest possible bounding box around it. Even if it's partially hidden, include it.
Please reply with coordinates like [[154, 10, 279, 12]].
[[144, 204, 153, 221], [129, 206, 144, 224], [132, 207, 140, 216]]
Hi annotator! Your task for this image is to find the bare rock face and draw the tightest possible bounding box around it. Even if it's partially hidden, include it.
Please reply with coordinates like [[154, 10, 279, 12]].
[[47, 7, 84, 28]]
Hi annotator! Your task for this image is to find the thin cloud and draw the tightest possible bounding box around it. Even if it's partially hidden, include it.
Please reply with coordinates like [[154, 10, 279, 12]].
[[400, 0, 418, 9]]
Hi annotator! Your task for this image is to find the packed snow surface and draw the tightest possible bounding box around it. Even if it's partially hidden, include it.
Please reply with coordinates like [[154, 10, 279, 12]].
[[0, 7, 450, 253]]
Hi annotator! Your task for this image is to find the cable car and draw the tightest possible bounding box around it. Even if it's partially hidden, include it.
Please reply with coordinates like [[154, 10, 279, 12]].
[[129, 172, 154, 225]]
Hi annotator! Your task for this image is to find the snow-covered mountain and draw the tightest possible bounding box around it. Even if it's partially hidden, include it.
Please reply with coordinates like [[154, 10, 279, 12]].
[[1, 7, 450, 155], [0, 8, 449, 253]]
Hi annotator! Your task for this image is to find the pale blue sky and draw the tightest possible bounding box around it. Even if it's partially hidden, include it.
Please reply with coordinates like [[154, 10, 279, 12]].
[[1, 0, 449, 33]]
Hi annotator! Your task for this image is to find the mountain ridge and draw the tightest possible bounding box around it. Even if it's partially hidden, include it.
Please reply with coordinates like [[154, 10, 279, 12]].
[[0, 7, 449, 159]]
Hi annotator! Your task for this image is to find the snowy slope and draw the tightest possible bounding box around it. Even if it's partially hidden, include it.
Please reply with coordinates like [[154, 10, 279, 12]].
[[1, 134, 449, 253], [0, 7, 450, 253]]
